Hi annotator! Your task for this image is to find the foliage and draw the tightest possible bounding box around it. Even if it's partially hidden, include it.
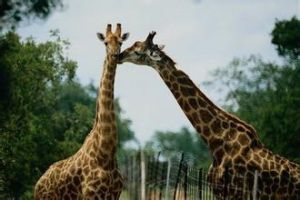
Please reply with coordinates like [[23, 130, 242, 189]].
[[115, 98, 136, 149], [0, 31, 136, 199], [206, 55, 300, 162], [0, 31, 76, 198], [271, 16, 300, 59], [205, 17, 300, 162], [145, 127, 211, 168], [0, 0, 64, 30], [144, 17, 300, 169]]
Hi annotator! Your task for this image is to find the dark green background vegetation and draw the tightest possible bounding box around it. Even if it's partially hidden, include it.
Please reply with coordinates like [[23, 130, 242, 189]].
[[0, 2, 299, 199]]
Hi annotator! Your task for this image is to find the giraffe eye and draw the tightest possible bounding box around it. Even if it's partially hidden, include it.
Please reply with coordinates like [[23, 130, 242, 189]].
[[104, 42, 108, 46], [119, 42, 122, 46]]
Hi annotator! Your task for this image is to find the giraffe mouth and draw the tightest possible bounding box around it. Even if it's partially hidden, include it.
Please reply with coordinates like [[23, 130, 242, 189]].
[[111, 53, 120, 60], [117, 53, 124, 63]]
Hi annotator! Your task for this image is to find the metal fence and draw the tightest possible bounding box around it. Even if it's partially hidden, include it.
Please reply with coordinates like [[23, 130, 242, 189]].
[[119, 151, 260, 200]]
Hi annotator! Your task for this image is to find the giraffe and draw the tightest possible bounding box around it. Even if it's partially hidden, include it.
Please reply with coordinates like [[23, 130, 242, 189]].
[[34, 24, 129, 199], [118, 32, 300, 199]]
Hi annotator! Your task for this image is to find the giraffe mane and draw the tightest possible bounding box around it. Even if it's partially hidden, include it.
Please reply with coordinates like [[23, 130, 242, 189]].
[[147, 33, 262, 145]]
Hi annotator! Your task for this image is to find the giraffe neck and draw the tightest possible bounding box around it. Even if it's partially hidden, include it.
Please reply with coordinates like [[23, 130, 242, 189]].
[[83, 55, 117, 167], [152, 55, 262, 164], [95, 55, 117, 129]]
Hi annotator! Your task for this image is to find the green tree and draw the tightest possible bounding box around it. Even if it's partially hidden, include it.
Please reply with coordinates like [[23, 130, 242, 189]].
[[145, 127, 210, 168], [205, 17, 300, 162], [0, 31, 136, 199], [115, 98, 136, 149], [0, 0, 64, 30], [0, 31, 76, 198], [271, 16, 300, 59], [206, 55, 300, 161]]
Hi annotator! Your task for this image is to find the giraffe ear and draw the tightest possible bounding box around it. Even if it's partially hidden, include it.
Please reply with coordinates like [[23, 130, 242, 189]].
[[97, 33, 105, 41], [121, 32, 129, 41], [158, 44, 165, 50]]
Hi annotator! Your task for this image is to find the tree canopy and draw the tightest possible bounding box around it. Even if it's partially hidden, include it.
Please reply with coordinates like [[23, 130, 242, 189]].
[[0, 0, 64, 30], [0, 12, 299, 200], [205, 17, 300, 162], [271, 16, 300, 59], [0, 31, 135, 199], [145, 127, 210, 168]]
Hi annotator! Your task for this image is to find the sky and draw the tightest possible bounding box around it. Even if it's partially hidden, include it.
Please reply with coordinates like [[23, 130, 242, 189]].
[[18, 0, 299, 145]]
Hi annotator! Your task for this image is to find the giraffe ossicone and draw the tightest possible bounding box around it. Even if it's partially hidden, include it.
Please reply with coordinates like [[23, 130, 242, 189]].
[[34, 24, 128, 199], [119, 32, 300, 199]]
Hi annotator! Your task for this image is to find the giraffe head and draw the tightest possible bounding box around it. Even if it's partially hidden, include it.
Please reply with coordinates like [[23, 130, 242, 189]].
[[97, 23, 129, 58], [118, 31, 167, 66]]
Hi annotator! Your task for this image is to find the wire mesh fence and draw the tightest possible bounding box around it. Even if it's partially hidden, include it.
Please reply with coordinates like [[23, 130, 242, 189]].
[[119, 151, 299, 200], [119, 151, 215, 200]]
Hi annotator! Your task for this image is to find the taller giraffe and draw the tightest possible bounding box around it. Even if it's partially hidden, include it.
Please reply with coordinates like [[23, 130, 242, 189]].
[[34, 24, 129, 199], [118, 32, 300, 199]]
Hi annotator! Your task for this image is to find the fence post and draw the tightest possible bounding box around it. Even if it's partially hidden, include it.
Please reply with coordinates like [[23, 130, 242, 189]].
[[146, 154, 152, 199], [252, 170, 258, 200], [165, 158, 171, 200], [198, 168, 202, 200], [183, 164, 188, 200], [223, 167, 229, 200], [154, 152, 161, 200], [129, 155, 134, 199], [159, 161, 167, 200], [134, 153, 139, 200], [242, 172, 247, 200], [141, 150, 146, 200], [173, 153, 184, 200]]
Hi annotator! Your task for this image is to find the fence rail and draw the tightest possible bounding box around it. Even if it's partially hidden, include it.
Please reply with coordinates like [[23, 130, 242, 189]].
[[119, 151, 298, 200]]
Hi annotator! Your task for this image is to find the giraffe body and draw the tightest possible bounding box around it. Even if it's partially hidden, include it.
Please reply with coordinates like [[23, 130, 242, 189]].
[[119, 32, 300, 199], [34, 149, 122, 199], [34, 24, 129, 199]]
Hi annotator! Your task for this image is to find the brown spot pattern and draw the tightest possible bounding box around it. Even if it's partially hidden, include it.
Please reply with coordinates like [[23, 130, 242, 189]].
[[199, 109, 213, 123]]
